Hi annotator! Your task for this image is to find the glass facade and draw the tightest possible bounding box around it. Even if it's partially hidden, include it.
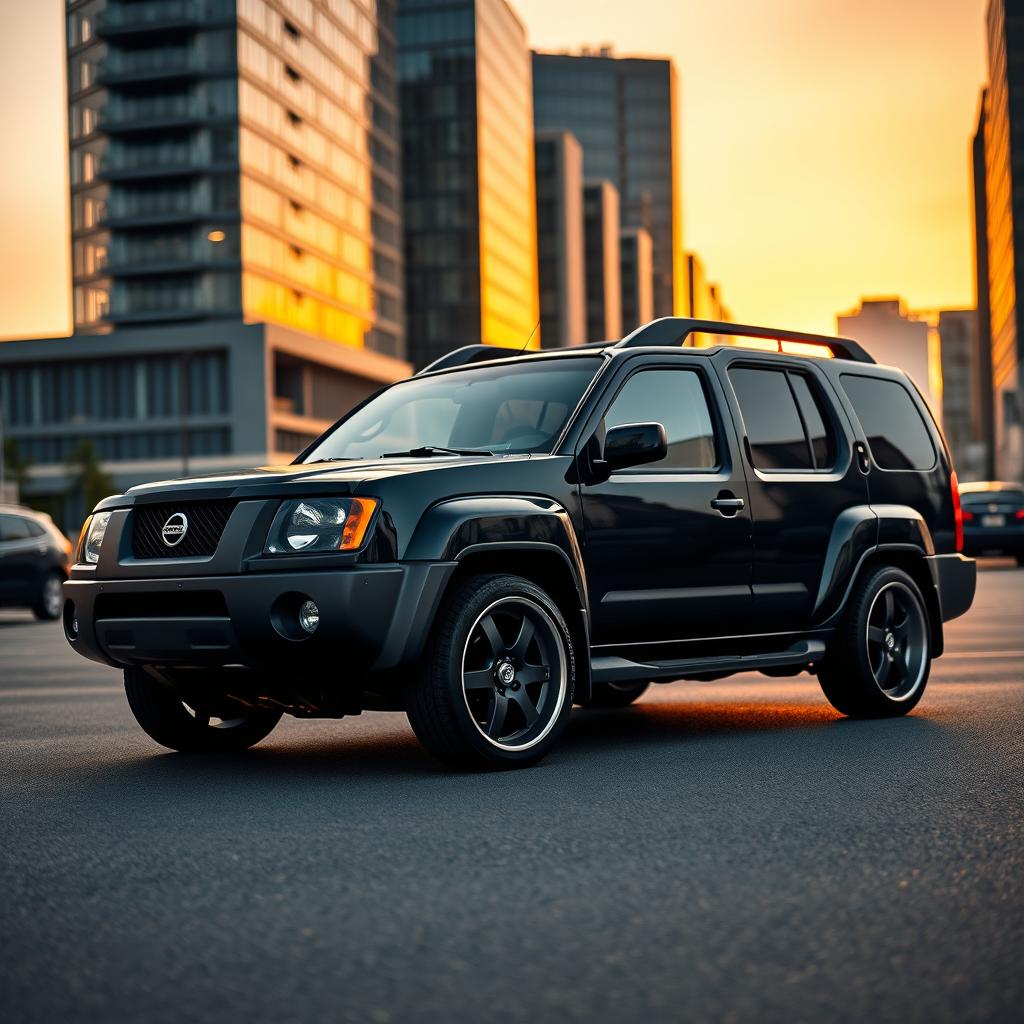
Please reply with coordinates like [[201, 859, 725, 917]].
[[398, 0, 540, 368], [532, 52, 684, 321], [65, 0, 403, 356], [984, 0, 1024, 479]]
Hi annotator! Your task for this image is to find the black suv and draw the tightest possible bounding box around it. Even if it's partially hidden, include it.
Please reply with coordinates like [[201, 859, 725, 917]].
[[64, 318, 976, 769]]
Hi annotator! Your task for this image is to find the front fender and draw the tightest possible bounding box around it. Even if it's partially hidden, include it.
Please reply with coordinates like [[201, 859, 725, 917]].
[[406, 495, 587, 596]]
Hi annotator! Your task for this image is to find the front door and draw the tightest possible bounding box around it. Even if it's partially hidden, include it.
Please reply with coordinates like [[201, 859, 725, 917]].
[[579, 359, 753, 646]]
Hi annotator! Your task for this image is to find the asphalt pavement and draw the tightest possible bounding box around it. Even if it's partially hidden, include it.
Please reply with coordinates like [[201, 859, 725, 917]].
[[1, 562, 1022, 1023]]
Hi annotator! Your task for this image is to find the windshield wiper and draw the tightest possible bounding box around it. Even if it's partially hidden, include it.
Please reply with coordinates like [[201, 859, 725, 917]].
[[381, 445, 494, 458]]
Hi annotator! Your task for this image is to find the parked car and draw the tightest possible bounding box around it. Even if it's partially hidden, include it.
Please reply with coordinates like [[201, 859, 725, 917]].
[[0, 505, 72, 620], [63, 317, 976, 769], [959, 481, 1024, 563]]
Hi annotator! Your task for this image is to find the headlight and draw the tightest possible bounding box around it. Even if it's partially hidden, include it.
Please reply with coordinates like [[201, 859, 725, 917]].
[[265, 498, 378, 554], [78, 511, 112, 564]]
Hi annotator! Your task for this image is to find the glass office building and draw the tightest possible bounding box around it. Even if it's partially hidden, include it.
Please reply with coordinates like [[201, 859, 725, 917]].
[[583, 181, 621, 343], [533, 50, 684, 322], [73, 0, 403, 357], [398, 0, 540, 367]]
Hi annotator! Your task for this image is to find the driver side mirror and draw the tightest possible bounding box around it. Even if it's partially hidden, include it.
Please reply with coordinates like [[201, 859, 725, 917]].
[[601, 422, 668, 472]]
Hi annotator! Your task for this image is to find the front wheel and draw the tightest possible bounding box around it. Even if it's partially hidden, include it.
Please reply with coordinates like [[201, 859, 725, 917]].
[[124, 666, 282, 752], [406, 574, 575, 770], [818, 566, 931, 718]]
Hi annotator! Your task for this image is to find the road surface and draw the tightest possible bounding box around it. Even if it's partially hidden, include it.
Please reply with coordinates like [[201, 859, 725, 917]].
[[1, 561, 1022, 1023]]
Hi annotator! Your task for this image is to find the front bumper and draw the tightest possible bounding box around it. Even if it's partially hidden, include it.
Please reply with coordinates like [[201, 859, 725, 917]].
[[64, 562, 455, 674], [927, 553, 976, 623]]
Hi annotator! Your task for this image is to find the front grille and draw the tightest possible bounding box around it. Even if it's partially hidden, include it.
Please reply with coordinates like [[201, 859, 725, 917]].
[[95, 591, 229, 619], [131, 501, 235, 559]]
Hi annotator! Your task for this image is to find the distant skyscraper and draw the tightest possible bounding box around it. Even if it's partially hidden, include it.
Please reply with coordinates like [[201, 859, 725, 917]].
[[837, 298, 938, 416], [65, 0, 404, 357], [583, 181, 622, 342], [532, 49, 684, 321], [620, 227, 652, 334], [982, 0, 1024, 479], [398, 0, 540, 368], [971, 89, 996, 478], [938, 309, 983, 478], [534, 130, 585, 348]]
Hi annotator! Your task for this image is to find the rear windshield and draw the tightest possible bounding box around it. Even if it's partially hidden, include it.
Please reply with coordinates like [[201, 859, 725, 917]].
[[302, 358, 602, 461], [961, 489, 1024, 506], [840, 374, 936, 471]]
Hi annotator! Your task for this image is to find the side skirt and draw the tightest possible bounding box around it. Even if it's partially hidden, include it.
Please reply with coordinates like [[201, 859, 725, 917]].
[[591, 639, 827, 685]]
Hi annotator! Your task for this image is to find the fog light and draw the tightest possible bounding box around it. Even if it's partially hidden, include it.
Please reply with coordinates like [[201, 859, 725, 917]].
[[63, 600, 79, 642], [298, 600, 320, 634]]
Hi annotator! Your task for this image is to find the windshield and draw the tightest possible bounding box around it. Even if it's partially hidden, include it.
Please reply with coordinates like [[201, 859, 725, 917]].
[[301, 357, 602, 462]]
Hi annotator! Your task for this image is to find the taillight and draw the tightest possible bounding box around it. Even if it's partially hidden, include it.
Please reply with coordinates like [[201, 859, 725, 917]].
[[962, 509, 975, 522], [1016, 508, 1024, 521], [950, 471, 964, 552]]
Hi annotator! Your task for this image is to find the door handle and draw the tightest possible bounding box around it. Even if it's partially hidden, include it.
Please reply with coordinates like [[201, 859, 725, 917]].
[[710, 496, 745, 515]]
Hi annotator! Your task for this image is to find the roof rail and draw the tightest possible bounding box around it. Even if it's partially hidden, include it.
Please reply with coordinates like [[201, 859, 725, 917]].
[[617, 317, 875, 364], [417, 344, 529, 375]]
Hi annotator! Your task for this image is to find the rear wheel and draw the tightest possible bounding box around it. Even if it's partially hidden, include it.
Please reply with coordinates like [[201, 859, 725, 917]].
[[577, 680, 650, 708], [407, 574, 574, 770], [33, 572, 64, 621], [124, 666, 282, 752], [818, 566, 931, 718]]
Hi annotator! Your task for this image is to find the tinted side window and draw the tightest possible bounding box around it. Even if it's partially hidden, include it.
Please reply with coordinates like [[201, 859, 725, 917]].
[[841, 374, 936, 471], [604, 368, 717, 470], [789, 372, 837, 469], [0, 515, 33, 541], [729, 367, 811, 470]]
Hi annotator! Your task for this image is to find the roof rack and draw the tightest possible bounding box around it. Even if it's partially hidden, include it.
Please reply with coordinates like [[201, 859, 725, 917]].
[[417, 344, 530, 375], [617, 317, 875, 364]]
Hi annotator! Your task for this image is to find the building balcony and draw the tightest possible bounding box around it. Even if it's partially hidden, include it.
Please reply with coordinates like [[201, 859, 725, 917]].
[[97, 0, 234, 39], [101, 159, 236, 183], [98, 50, 208, 86]]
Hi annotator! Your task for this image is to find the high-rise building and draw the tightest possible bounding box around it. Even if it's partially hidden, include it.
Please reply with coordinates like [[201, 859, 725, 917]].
[[971, 90, 995, 477], [939, 309, 985, 478], [837, 298, 938, 416], [619, 227, 652, 334], [583, 181, 622, 342], [534, 130, 585, 348], [397, 0, 540, 368], [67, 1, 112, 333], [67, 0, 404, 356], [982, 0, 1024, 479], [532, 49, 684, 320], [0, 0, 412, 529]]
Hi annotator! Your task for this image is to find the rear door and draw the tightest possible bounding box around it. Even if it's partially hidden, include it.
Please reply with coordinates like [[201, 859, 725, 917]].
[[578, 356, 753, 644], [717, 355, 869, 632]]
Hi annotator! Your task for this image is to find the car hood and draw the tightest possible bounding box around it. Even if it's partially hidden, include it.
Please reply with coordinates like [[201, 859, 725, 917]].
[[108, 455, 538, 506]]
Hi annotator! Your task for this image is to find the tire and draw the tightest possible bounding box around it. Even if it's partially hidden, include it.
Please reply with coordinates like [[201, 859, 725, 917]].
[[124, 666, 282, 753], [577, 680, 650, 708], [818, 566, 931, 718], [32, 571, 64, 621], [406, 574, 575, 770]]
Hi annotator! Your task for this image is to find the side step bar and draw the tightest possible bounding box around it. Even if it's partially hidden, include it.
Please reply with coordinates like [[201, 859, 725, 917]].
[[591, 639, 827, 685]]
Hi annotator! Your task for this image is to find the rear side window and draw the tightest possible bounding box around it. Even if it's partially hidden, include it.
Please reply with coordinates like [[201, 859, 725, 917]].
[[841, 374, 936, 471], [789, 373, 836, 469], [604, 368, 717, 470], [0, 515, 33, 541], [730, 366, 834, 471]]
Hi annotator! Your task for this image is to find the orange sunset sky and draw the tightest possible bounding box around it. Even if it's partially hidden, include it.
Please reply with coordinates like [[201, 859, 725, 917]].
[[0, 0, 989, 341]]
